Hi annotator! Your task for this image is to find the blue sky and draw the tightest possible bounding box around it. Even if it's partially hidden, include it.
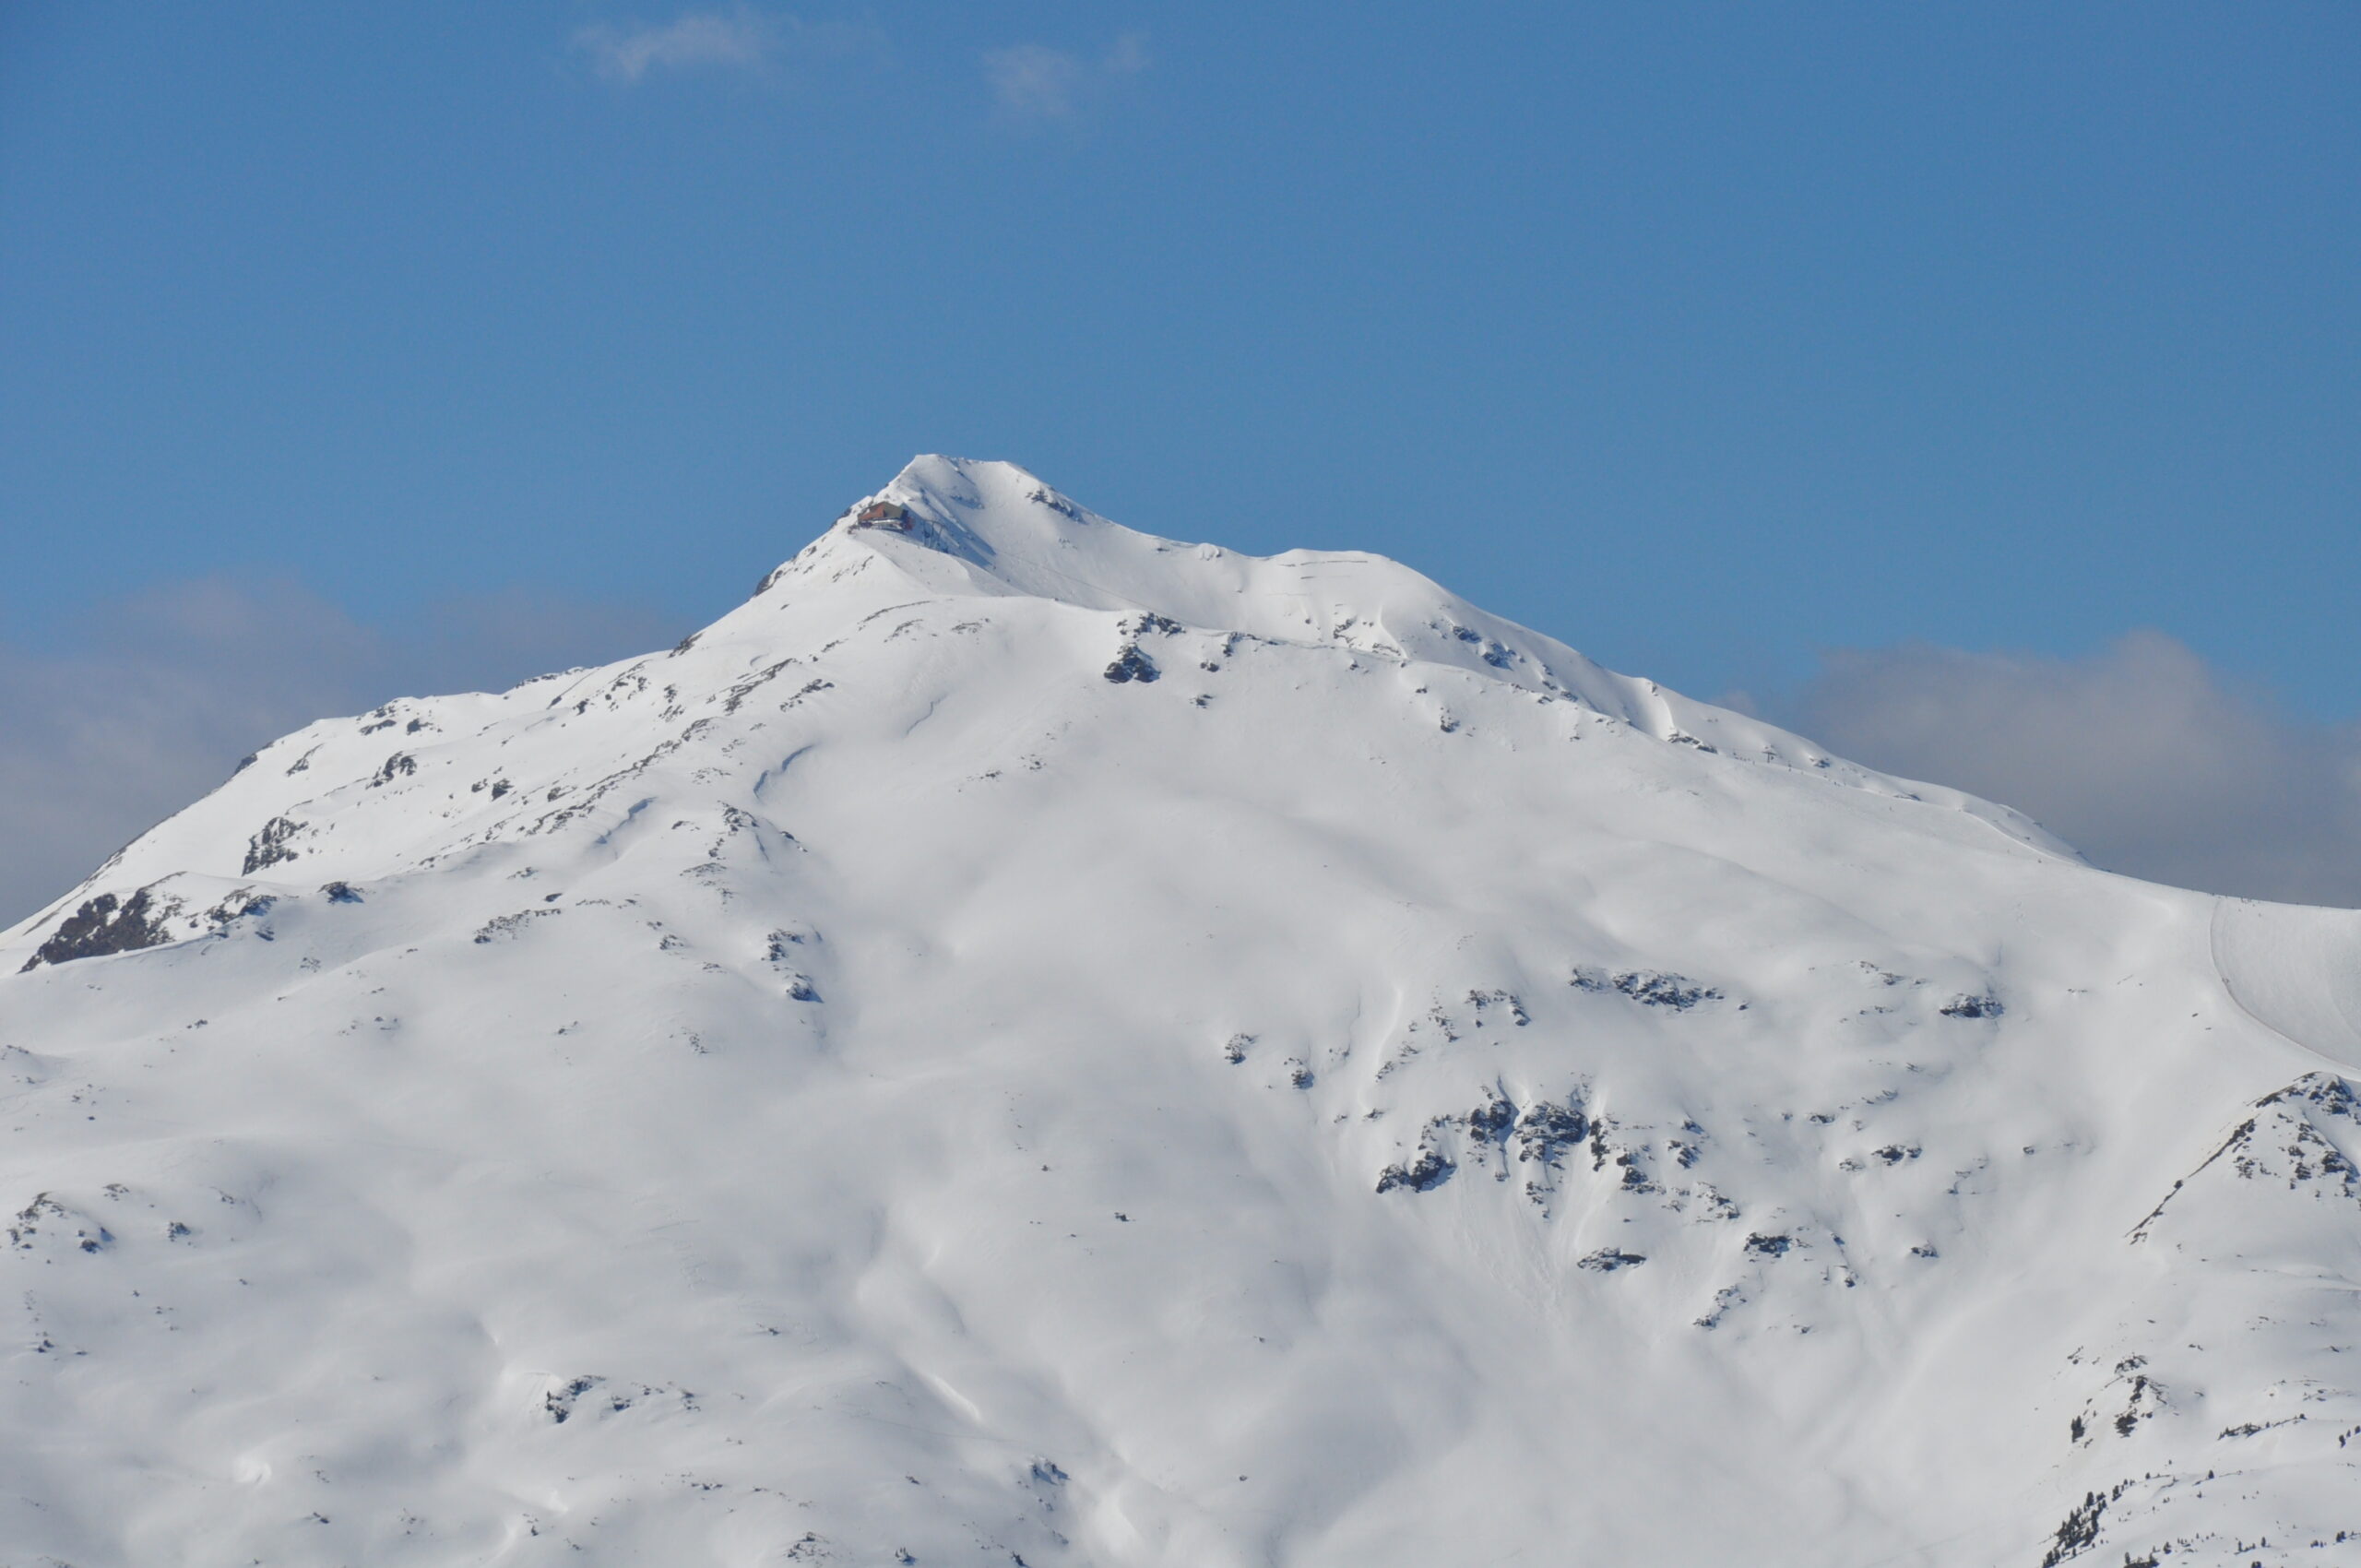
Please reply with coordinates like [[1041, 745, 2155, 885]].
[[2, 3, 2357, 912]]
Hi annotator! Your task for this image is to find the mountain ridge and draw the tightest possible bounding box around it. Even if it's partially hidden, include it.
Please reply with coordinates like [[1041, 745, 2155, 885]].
[[6, 454, 2066, 946]]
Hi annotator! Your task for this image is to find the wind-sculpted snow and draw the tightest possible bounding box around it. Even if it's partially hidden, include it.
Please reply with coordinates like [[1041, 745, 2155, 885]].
[[2213, 897, 2361, 1072], [2, 457, 2357, 1565]]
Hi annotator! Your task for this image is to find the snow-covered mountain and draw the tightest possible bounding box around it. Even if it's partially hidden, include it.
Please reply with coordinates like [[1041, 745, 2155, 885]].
[[6, 456, 2360, 1567]]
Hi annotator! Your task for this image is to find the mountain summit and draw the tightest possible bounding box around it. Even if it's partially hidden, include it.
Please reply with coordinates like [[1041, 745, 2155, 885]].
[[6, 458, 2358, 1566]]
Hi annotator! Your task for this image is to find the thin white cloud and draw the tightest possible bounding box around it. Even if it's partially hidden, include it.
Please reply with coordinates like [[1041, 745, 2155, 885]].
[[1751, 630, 2361, 908], [0, 577, 679, 925], [575, 6, 784, 85], [983, 32, 1147, 121]]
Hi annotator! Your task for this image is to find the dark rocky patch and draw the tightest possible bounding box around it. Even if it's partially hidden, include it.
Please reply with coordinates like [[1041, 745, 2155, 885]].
[[1444, 626, 1517, 668], [1571, 967, 1723, 1009], [2110, 1368, 2163, 1436], [243, 816, 305, 874], [1576, 1249, 1647, 1272], [203, 892, 276, 934], [1666, 1119, 1708, 1170], [22, 887, 174, 971], [1613, 970, 1721, 1009], [2260, 1071, 2360, 1123], [1513, 1099, 1588, 1170], [1026, 486, 1083, 520], [1465, 988, 1528, 1027], [1693, 1283, 1747, 1329], [7, 1194, 65, 1248], [1376, 1152, 1456, 1194], [1940, 992, 2003, 1019], [473, 909, 558, 944], [1465, 1092, 1516, 1151], [1103, 647, 1160, 683], [1584, 1115, 1660, 1194], [6, 1194, 109, 1254], [544, 1376, 601, 1424]]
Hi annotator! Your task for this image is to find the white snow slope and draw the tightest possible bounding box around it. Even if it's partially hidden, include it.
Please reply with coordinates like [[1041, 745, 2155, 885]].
[[6, 457, 2360, 1568]]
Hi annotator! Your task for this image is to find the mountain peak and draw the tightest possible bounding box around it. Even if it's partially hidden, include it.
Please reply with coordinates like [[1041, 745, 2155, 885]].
[[728, 457, 2063, 856], [811, 452, 1212, 612], [789, 453, 1619, 695], [873, 452, 1072, 518]]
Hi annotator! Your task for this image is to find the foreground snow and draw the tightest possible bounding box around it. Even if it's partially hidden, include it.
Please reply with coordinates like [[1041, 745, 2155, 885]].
[[5, 457, 2358, 1566]]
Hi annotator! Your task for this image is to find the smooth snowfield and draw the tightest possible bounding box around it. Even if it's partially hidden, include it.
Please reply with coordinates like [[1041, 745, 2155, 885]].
[[4, 457, 2357, 1566]]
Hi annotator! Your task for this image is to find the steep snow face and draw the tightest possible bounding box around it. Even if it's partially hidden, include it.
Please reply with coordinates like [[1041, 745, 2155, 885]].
[[3, 457, 2357, 1567]]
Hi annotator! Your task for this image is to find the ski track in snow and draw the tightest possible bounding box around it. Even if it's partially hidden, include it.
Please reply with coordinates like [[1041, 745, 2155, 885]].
[[3, 456, 2359, 1566]]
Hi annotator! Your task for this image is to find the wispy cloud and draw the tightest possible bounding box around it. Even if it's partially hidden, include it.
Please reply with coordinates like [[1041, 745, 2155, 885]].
[[0, 577, 679, 926], [983, 32, 1147, 121], [1746, 630, 2361, 908], [574, 6, 785, 85]]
